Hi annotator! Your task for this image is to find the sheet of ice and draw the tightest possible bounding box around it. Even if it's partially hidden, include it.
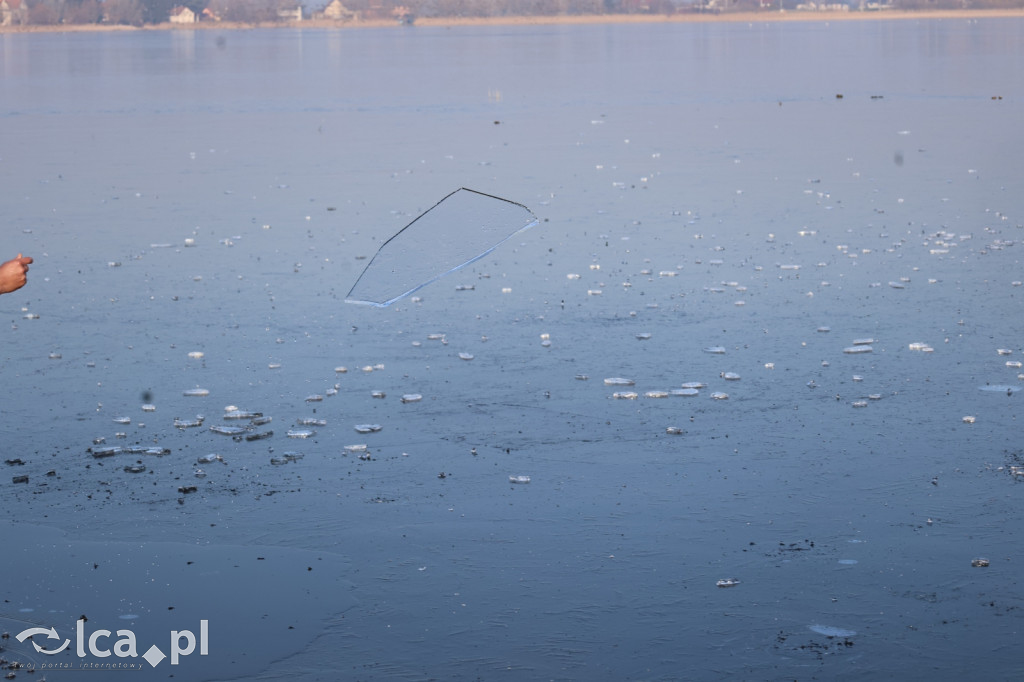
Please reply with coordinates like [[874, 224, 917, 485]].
[[346, 188, 539, 307]]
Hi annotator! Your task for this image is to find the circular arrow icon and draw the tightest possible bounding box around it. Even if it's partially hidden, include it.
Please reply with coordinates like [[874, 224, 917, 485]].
[[15, 626, 71, 654]]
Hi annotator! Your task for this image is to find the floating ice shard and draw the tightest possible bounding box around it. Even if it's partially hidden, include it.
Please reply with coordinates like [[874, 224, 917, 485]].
[[808, 624, 857, 638], [346, 188, 539, 307]]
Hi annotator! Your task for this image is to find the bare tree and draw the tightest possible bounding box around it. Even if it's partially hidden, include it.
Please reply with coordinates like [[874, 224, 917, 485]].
[[104, 0, 144, 25]]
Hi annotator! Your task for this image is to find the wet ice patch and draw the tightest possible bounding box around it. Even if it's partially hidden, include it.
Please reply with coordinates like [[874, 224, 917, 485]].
[[808, 624, 857, 638]]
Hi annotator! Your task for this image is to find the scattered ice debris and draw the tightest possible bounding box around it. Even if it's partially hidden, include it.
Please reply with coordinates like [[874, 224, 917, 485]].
[[509, 475, 531, 484], [343, 444, 367, 453], [270, 453, 304, 465], [296, 418, 326, 426], [354, 424, 382, 434], [645, 390, 669, 399], [716, 578, 741, 588], [908, 342, 934, 352], [852, 338, 875, 346], [12, 474, 29, 484], [183, 388, 210, 397], [604, 378, 635, 386], [681, 382, 706, 389], [837, 559, 858, 565], [210, 425, 246, 436], [334, 366, 348, 374], [458, 352, 474, 361], [188, 351, 204, 359], [710, 392, 729, 400], [972, 558, 990, 568], [346, 188, 538, 306], [808, 625, 856, 638], [635, 333, 652, 340], [305, 394, 324, 402], [851, 401, 868, 408], [613, 391, 639, 400], [979, 385, 1019, 394], [575, 374, 589, 381], [113, 416, 131, 425], [175, 417, 205, 428], [962, 416, 977, 424], [224, 410, 262, 420], [672, 388, 699, 397], [843, 346, 873, 355], [197, 454, 223, 464], [123, 464, 146, 474], [721, 372, 741, 381], [703, 346, 726, 354], [666, 426, 685, 435], [401, 393, 423, 403], [287, 429, 315, 439], [371, 390, 386, 399]]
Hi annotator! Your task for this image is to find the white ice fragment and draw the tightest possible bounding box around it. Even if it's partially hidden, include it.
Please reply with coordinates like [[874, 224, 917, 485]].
[[509, 475, 531, 484], [604, 378, 635, 386], [809, 625, 856, 638], [209, 424, 246, 435]]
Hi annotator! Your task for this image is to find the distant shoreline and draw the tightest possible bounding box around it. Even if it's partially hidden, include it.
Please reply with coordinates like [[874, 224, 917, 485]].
[[2, 8, 1023, 34]]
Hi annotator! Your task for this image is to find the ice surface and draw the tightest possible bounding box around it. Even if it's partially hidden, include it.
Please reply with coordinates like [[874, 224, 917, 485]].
[[346, 188, 539, 307]]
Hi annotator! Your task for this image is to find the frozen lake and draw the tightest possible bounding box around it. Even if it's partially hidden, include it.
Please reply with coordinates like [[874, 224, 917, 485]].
[[2, 16, 1023, 680]]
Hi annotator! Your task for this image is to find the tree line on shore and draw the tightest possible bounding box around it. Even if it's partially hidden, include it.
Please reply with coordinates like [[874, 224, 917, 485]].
[[6, 0, 1023, 28]]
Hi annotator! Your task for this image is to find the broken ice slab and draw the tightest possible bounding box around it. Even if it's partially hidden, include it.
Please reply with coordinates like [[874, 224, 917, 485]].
[[808, 625, 856, 638], [346, 188, 538, 307], [509, 475, 531, 484]]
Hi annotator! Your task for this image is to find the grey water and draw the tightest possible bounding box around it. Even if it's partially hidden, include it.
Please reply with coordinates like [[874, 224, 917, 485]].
[[1, 17, 1023, 680]]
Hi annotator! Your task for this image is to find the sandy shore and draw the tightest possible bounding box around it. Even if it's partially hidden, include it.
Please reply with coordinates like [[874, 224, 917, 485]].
[[2, 8, 1023, 33]]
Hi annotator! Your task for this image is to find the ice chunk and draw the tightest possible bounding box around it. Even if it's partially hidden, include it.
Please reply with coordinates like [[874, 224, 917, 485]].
[[346, 188, 538, 307], [808, 625, 856, 638]]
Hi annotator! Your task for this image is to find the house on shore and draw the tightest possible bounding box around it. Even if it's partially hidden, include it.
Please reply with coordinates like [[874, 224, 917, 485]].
[[277, 5, 303, 21], [319, 0, 356, 20], [169, 6, 197, 23]]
